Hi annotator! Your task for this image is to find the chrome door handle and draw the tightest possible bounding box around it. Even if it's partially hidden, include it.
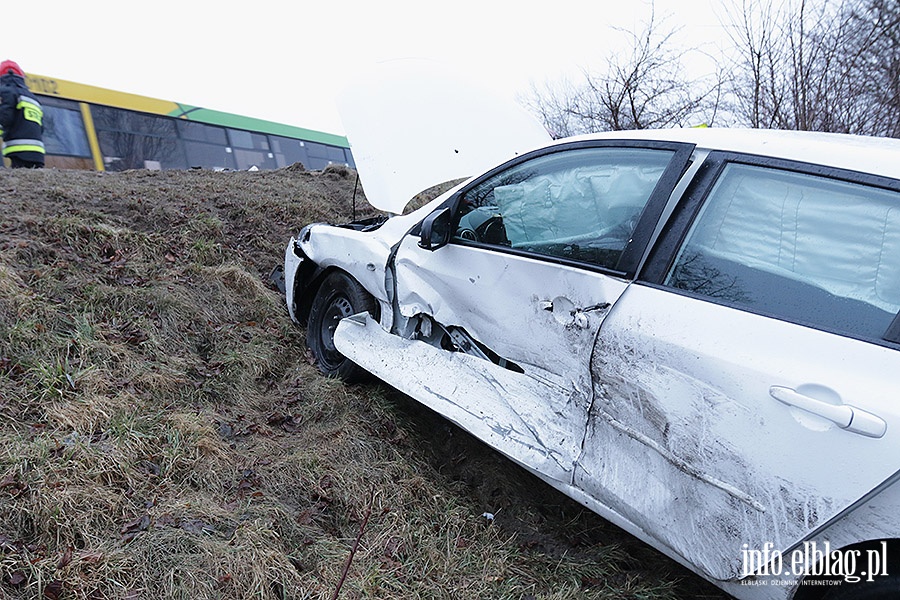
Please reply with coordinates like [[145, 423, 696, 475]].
[[769, 386, 887, 438]]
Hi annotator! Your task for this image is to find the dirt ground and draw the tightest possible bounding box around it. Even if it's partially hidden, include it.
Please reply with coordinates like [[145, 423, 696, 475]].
[[0, 165, 728, 599]]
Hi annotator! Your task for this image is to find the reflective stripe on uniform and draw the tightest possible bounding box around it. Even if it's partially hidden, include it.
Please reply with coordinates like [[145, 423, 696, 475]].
[[3, 145, 46, 155], [3, 138, 45, 155], [16, 96, 41, 109]]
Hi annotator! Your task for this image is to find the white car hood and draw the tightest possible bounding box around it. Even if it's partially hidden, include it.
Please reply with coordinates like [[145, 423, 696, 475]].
[[337, 59, 552, 214]]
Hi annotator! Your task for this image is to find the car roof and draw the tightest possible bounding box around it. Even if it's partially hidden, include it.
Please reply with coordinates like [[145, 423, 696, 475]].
[[560, 128, 900, 181]]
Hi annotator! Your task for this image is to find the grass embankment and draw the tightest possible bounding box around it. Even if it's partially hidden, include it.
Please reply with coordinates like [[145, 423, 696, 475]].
[[0, 166, 725, 599]]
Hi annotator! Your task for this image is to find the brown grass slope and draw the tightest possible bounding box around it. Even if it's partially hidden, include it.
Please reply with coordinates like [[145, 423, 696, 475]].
[[0, 166, 726, 600]]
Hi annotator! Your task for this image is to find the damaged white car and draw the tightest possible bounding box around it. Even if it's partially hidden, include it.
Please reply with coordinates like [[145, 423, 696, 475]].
[[278, 65, 900, 600]]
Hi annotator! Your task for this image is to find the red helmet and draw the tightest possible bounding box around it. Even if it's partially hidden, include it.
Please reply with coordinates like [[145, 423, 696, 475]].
[[0, 60, 24, 77]]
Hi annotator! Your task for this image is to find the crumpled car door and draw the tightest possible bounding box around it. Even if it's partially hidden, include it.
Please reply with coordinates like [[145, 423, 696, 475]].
[[378, 142, 693, 485]]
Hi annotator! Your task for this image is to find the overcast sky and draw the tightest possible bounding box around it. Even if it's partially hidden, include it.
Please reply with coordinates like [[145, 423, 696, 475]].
[[14, 0, 732, 136]]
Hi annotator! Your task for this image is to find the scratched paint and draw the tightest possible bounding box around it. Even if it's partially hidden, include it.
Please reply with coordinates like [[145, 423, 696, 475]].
[[579, 284, 900, 582], [334, 313, 585, 483]]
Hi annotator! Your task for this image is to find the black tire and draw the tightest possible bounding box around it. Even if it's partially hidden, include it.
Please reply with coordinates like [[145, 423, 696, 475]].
[[306, 271, 378, 382]]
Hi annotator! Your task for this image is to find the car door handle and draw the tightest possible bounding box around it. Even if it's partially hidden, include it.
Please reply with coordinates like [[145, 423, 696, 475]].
[[769, 386, 887, 438]]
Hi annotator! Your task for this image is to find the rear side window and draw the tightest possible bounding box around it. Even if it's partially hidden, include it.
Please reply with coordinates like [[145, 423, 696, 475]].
[[666, 163, 900, 340]]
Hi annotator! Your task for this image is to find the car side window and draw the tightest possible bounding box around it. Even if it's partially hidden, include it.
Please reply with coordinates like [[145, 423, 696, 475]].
[[454, 147, 674, 269], [666, 163, 900, 340]]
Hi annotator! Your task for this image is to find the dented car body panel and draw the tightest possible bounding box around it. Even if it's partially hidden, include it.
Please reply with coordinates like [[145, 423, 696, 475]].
[[583, 286, 900, 581], [283, 127, 900, 599], [335, 312, 585, 482], [392, 241, 626, 482]]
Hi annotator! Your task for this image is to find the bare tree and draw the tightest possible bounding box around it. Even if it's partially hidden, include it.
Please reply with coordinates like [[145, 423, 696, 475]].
[[724, 0, 900, 136], [523, 77, 589, 139], [523, 10, 722, 136], [846, 0, 900, 136], [525, 0, 900, 137]]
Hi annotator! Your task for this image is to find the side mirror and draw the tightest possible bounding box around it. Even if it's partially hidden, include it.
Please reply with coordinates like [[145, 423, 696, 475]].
[[419, 207, 452, 251]]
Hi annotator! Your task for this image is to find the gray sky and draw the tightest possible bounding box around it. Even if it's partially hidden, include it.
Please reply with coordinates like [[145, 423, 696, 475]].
[[13, 0, 732, 136]]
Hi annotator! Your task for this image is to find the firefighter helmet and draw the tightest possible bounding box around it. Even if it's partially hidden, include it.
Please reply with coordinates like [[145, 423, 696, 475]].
[[0, 60, 24, 77]]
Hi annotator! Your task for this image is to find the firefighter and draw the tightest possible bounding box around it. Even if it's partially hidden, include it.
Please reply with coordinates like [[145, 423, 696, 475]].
[[0, 60, 44, 168]]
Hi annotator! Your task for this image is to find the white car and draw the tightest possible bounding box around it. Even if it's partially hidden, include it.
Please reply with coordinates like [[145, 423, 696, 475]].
[[280, 68, 900, 599]]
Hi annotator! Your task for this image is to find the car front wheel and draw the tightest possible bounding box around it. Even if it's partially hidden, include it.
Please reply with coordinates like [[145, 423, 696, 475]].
[[306, 271, 378, 381]]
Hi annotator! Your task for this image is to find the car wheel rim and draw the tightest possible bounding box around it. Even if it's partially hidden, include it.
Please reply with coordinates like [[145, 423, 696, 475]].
[[321, 294, 354, 360]]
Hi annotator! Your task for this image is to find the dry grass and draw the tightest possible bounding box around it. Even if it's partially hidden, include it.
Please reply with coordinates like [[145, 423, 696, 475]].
[[0, 166, 726, 599]]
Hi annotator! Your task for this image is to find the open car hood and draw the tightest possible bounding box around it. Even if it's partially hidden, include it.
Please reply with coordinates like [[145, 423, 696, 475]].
[[337, 60, 552, 214]]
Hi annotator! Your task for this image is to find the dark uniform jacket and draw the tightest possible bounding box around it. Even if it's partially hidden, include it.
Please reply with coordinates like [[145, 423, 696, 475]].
[[0, 71, 44, 167]]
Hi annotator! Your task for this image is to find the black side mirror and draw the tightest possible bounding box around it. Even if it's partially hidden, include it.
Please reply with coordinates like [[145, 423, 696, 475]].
[[419, 207, 452, 251]]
